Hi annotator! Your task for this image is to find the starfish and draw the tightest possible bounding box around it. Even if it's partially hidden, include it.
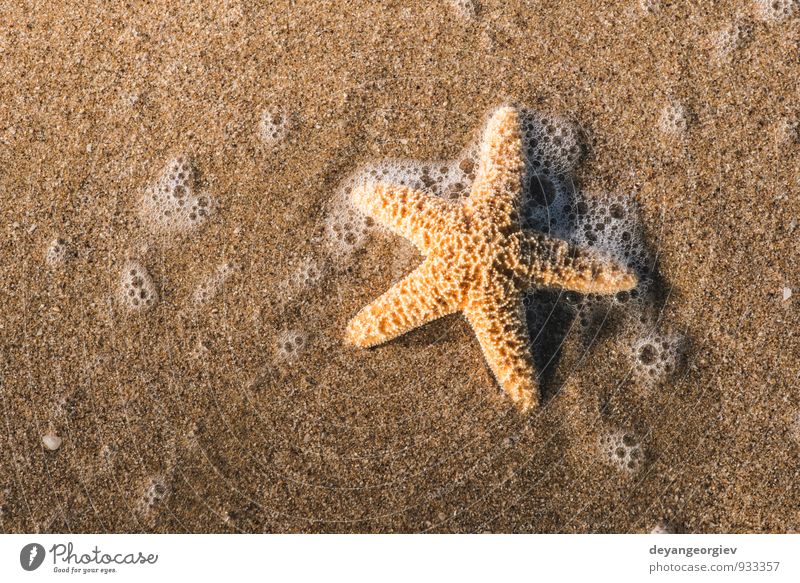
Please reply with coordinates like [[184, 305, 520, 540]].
[[344, 106, 637, 411]]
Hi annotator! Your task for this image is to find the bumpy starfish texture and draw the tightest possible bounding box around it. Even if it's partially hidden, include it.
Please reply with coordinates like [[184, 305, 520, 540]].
[[345, 106, 637, 411]]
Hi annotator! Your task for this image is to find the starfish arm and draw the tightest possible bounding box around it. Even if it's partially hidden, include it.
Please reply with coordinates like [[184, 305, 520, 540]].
[[344, 258, 459, 348], [514, 231, 638, 294], [463, 293, 539, 411], [351, 182, 454, 254], [466, 106, 526, 224]]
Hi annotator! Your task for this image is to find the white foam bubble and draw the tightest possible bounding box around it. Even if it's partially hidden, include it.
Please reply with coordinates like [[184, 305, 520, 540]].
[[601, 429, 645, 474], [42, 433, 62, 451], [275, 329, 307, 362], [639, 0, 662, 13], [138, 474, 170, 517], [659, 100, 690, 136], [529, 189, 652, 321], [777, 118, 800, 145], [288, 255, 325, 290], [324, 182, 376, 254], [259, 109, 289, 145], [520, 110, 583, 177], [45, 237, 69, 267], [449, 0, 479, 19], [100, 444, 117, 467], [791, 411, 800, 440], [650, 521, 677, 534], [755, 0, 797, 22], [141, 155, 215, 234], [573, 191, 650, 277], [119, 261, 158, 312], [714, 20, 753, 59], [631, 329, 684, 386]]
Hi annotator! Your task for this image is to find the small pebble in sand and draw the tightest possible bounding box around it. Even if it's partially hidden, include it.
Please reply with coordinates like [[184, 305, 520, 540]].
[[783, 287, 792, 302], [42, 433, 63, 451]]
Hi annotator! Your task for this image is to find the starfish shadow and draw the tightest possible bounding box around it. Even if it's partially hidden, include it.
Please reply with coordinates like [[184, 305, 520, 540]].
[[520, 171, 672, 405]]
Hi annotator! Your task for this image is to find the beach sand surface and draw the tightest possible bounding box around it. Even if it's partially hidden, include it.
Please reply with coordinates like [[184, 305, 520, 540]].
[[0, 0, 798, 532]]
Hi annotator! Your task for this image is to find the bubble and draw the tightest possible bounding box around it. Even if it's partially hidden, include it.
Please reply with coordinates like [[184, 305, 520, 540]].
[[221, 0, 244, 25], [275, 329, 307, 362], [288, 255, 325, 290], [324, 179, 378, 255], [119, 261, 158, 312], [650, 521, 677, 534], [520, 109, 584, 177], [565, 190, 653, 314], [777, 118, 800, 145], [141, 154, 215, 234], [714, 20, 754, 59], [755, 0, 797, 22], [258, 109, 289, 145], [639, 0, 662, 13], [449, 0, 479, 19], [601, 429, 645, 474], [659, 100, 690, 136], [138, 475, 171, 517], [100, 444, 117, 467], [44, 237, 69, 266], [631, 329, 686, 386], [791, 411, 800, 440]]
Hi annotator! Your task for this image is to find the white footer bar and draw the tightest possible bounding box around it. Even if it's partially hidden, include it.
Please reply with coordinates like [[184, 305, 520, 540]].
[[2, 534, 798, 582]]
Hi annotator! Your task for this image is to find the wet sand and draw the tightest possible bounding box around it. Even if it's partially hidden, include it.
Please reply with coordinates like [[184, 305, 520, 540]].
[[0, 0, 798, 532]]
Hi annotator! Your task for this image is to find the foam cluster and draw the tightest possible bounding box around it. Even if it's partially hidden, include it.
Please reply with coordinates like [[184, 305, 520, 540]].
[[119, 261, 158, 312], [192, 261, 236, 305], [276, 329, 307, 361], [524, 186, 652, 322], [289, 255, 325, 289], [142, 155, 214, 233], [659, 101, 689, 135], [449, 0, 478, 19], [259, 109, 289, 145], [324, 184, 377, 253], [520, 110, 583, 177], [777, 118, 800, 145], [601, 429, 644, 473], [639, 0, 662, 13], [45, 237, 69, 266], [715, 21, 753, 58], [573, 191, 651, 278], [139, 475, 170, 516], [650, 521, 677, 534], [631, 330, 684, 385], [755, 0, 797, 21]]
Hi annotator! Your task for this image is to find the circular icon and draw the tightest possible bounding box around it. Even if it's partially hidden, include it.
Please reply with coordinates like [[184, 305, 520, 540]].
[[20, 543, 46, 571]]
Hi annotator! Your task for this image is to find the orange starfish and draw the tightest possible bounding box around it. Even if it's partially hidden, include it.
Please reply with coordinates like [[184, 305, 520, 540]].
[[345, 106, 637, 410]]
